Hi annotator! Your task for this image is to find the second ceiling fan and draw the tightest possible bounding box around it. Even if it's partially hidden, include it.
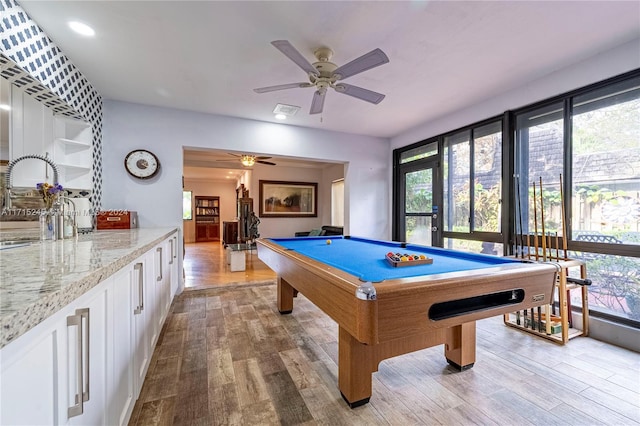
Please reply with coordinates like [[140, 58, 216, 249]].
[[254, 40, 389, 115], [218, 153, 276, 167]]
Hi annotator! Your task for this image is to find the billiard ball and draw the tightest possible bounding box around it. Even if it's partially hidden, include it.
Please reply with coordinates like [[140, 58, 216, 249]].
[[326, 239, 332, 245]]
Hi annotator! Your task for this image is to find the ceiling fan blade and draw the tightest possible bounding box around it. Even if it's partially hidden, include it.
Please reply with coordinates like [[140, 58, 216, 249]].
[[254, 82, 312, 93], [334, 83, 385, 104], [332, 48, 389, 80], [271, 40, 319, 76], [257, 160, 276, 166], [256, 156, 272, 160], [310, 90, 326, 115]]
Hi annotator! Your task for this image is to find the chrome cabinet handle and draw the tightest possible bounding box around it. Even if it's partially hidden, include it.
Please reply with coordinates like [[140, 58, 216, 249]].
[[78, 308, 90, 404], [66, 307, 90, 418], [169, 238, 174, 265], [173, 236, 177, 259], [157, 247, 163, 281], [134, 262, 144, 314]]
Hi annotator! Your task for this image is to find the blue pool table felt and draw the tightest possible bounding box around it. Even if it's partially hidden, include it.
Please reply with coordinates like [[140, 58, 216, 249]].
[[267, 236, 521, 282]]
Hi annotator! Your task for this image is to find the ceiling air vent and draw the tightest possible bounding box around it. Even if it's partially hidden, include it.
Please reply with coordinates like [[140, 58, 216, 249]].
[[273, 103, 300, 117]]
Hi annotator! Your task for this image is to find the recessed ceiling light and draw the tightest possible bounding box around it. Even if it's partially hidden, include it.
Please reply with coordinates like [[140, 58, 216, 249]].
[[68, 21, 95, 37], [274, 113, 287, 120]]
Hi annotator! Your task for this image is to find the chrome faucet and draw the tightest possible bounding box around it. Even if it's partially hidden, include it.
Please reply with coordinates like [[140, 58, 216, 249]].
[[3, 154, 60, 209], [60, 196, 78, 238]]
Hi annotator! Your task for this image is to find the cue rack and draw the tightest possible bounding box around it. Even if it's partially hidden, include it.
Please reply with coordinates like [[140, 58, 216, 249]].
[[503, 175, 591, 344]]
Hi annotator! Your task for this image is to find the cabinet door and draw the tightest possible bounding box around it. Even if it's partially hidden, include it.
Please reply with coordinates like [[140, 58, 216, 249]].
[[10, 84, 55, 187], [131, 257, 150, 397], [169, 234, 180, 302], [0, 321, 59, 425], [154, 243, 169, 330], [61, 281, 108, 426], [109, 267, 135, 426]]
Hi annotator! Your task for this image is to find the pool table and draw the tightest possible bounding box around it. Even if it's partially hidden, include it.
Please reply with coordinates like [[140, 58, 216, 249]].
[[256, 236, 558, 408]]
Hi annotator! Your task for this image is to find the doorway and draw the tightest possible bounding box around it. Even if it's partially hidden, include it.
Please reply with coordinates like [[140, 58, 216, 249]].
[[396, 157, 441, 246]]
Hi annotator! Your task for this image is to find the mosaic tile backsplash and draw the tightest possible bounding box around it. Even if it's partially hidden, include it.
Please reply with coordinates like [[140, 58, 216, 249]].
[[0, 0, 103, 211]]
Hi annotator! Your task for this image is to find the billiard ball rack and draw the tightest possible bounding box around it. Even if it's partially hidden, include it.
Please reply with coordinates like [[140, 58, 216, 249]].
[[503, 258, 589, 344], [385, 252, 433, 267]]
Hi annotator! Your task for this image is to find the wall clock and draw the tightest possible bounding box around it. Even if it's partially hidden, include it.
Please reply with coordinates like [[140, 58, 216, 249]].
[[124, 149, 160, 179]]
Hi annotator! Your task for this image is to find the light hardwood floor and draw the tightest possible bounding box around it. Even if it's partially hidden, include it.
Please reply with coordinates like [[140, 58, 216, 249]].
[[129, 242, 640, 425]]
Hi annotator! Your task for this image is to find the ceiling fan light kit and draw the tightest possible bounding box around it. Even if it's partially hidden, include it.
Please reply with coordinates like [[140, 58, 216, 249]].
[[240, 155, 256, 167], [254, 40, 389, 115], [218, 153, 277, 167]]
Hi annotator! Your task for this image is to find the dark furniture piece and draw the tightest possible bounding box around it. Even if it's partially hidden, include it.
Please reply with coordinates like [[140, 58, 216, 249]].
[[195, 196, 220, 242], [257, 236, 557, 408], [237, 198, 253, 243], [295, 225, 343, 237], [222, 221, 239, 246]]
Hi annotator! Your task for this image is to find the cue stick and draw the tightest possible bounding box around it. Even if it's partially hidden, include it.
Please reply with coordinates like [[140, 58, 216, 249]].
[[516, 174, 524, 258], [531, 307, 535, 330], [538, 305, 542, 332], [559, 173, 568, 260], [539, 177, 547, 262], [532, 182, 539, 261], [555, 231, 560, 261]]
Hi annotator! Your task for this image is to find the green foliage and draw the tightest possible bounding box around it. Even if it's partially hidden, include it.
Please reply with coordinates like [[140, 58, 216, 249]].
[[572, 98, 640, 154]]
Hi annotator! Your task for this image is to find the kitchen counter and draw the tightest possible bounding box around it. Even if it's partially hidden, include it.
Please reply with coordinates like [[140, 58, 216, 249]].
[[0, 227, 178, 348]]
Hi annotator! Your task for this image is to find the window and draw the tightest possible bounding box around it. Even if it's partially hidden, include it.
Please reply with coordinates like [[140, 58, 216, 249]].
[[571, 77, 640, 243], [515, 101, 565, 257], [443, 120, 503, 236], [183, 191, 192, 220], [514, 72, 640, 323], [331, 179, 344, 226], [400, 141, 438, 164]]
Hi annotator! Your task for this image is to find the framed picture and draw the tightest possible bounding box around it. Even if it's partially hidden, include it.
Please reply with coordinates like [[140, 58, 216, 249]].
[[259, 180, 318, 218]]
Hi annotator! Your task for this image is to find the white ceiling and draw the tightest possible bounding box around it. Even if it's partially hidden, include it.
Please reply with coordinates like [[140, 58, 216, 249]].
[[17, 0, 640, 179]]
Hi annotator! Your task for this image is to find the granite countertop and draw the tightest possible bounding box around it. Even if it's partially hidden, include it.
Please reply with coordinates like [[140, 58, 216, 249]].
[[0, 227, 178, 349]]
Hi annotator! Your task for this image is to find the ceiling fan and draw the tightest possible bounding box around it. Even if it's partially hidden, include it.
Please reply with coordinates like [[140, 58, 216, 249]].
[[217, 153, 276, 167], [254, 40, 389, 115]]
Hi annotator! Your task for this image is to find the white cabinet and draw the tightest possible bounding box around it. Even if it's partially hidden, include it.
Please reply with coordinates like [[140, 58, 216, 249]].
[[108, 266, 135, 426], [0, 232, 178, 426], [0, 274, 109, 426], [169, 234, 180, 298], [0, 318, 58, 425], [8, 83, 92, 190], [155, 239, 172, 327], [9, 84, 55, 188], [59, 280, 109, 425], [132, 253, 153, 396]]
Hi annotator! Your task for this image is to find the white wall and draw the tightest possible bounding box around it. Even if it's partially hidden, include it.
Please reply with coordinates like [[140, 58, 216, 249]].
[[102, 101, 390, 290]]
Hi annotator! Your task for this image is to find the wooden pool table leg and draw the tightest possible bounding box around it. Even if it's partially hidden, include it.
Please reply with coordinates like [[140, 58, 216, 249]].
[[444, 321, 476, 371], [277, 277, 294, 314], [338, 326, 374, 408]]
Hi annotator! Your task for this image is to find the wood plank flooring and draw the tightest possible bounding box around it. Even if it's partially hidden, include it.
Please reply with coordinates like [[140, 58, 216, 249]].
[[183, 242, 276, 290], [129, 243, 640, 425]]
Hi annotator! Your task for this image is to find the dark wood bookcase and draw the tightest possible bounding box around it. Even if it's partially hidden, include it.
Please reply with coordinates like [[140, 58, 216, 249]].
[[195, 196, 220, 242]]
